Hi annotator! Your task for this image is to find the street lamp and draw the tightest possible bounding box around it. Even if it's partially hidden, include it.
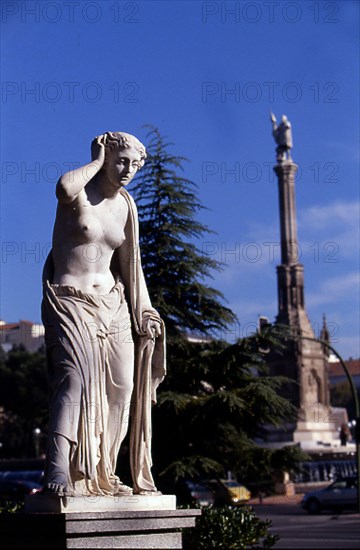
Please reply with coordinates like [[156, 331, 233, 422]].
[[33, 427, 41, 458]]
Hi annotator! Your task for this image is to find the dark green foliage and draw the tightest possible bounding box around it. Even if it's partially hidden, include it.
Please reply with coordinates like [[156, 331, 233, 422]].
[[132, 126, 236, 340], [0, 346, 48, 457], [152, 327, 298, 490], [0, 501, 24, 514], [240, 445, 310, 495], [331, 380, 360, 421], [131, 128, 300, 488], [182, 506, 279, 549]]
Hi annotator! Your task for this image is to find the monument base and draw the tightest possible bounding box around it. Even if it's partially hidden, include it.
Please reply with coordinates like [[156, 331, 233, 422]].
[[293, 421, 339, 446], [2, 499, 201, 549]]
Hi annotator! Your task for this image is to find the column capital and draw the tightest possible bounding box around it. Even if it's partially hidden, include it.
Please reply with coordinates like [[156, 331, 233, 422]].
[[274, 161, 299, 176]]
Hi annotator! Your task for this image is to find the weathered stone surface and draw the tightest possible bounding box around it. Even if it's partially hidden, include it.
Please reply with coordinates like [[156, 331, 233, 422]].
[[1, 508, 201, 549], [25, 493, 176, 514], [65, 516, 195, 533], [66, 533, 183, 549]]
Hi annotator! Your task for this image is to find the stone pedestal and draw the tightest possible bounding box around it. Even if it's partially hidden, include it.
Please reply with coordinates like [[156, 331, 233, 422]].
[[293, 404, 347, 447], [293, 420, 339, 446], [25, 493, 177, 514], [2, 495, 201, 549]]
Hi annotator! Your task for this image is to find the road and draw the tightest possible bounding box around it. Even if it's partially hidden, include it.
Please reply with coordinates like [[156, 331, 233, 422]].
[[250, 499, 360, 549]]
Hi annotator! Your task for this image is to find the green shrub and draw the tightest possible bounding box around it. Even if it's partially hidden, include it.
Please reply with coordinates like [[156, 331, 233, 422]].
[[183, 505, 279, 549], [0, 500, 24, 514]]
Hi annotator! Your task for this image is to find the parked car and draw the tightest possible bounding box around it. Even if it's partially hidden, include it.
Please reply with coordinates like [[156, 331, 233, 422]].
[[205, 479, 251, 506], [301, 475, 358, 514], [0, 470, 44, 484], [181, 481, 215, 506], [0, 480, 42, 501], [176, 478, 251, 507]]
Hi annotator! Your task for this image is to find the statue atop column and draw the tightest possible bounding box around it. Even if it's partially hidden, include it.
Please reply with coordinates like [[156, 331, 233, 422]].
[[41, 132, 166, 498], [270, 112, 293, 162]]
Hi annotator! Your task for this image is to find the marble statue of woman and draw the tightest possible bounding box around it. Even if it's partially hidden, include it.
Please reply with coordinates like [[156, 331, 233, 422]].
[[42, 132, 165, 497]]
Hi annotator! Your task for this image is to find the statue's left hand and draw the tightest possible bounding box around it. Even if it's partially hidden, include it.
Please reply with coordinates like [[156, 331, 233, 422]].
[[142, 317, 162, 339]]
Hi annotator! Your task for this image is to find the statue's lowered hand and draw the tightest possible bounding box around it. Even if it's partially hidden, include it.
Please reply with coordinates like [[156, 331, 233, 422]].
[[142, 316, 162, 339]]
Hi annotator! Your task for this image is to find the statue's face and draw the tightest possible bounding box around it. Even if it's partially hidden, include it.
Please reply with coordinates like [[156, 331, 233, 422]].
[[104, 146, 142, 187]]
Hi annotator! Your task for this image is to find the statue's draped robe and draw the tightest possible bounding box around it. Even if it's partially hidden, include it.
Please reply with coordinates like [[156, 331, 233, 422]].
[[42, 188, 165, 495]]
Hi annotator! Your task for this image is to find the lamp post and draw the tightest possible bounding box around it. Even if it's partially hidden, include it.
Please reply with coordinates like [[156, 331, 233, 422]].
[[301, 336, 360, 514], [33, 427, 41, 458]]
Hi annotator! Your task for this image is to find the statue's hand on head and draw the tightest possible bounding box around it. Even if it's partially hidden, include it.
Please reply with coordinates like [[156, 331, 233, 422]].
[[91, 134, 107, 169]]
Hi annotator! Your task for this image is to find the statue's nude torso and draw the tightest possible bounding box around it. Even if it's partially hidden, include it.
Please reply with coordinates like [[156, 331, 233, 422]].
[[52, 179, 129, 294]]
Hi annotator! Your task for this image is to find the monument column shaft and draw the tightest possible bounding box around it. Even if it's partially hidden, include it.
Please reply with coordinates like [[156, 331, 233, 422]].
[[275, 163, 299, 265], [274, 162, 311, 329]]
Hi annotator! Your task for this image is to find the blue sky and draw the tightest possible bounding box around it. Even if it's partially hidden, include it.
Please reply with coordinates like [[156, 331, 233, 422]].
[[1, 0, 359, 359]]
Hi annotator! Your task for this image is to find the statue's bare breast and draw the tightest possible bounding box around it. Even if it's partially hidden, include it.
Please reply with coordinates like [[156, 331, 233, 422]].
[[51, 187, 129, 292]]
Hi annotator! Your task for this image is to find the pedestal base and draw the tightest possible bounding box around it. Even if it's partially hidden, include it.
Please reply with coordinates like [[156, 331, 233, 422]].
[[294, 421, 339, 446], [25, 493, 176, 514], [1, 506, 201, 549]]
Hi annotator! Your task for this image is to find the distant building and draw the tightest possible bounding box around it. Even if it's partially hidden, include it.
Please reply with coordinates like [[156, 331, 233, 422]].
[[0, 320, 45, 353], [328, 358, 360, 389]]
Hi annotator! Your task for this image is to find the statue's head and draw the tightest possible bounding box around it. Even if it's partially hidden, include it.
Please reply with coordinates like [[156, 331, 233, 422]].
[[91, 131, 147, 168], [91, 132, 146, 188]]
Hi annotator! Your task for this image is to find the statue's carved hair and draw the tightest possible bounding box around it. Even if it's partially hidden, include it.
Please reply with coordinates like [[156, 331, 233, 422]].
[[92, 132, 147, 168]]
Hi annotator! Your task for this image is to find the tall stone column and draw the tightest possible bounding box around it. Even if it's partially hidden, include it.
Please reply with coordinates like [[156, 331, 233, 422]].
[[274, 161, 312, 336], [269, 114, 335, 446], [275, 162, 299, 266]]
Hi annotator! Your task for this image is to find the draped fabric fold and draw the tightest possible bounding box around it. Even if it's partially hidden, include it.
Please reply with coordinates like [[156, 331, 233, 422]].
[[116, 188, 166, 493]]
